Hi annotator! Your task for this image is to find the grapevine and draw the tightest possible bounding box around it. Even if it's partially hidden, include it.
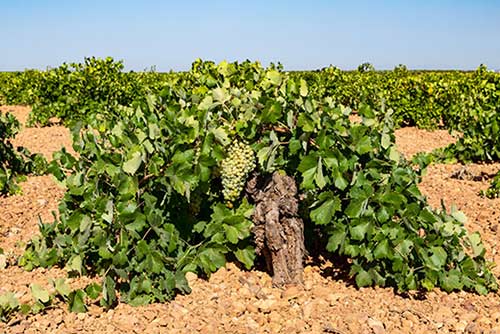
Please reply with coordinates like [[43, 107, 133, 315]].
[[0, 112, 47, 195]]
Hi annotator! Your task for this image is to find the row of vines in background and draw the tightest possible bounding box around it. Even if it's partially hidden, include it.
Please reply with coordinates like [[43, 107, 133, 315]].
[[1, 59, 499, 131], [0, 58, 499, 319], [0, 57, 176, 126]]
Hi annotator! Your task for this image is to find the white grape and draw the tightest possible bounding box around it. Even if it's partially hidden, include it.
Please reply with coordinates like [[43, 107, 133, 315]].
[[220, 141, 256, 203]]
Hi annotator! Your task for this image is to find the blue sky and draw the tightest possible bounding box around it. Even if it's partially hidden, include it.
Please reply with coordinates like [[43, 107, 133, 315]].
[[1, 0, 499, 71]]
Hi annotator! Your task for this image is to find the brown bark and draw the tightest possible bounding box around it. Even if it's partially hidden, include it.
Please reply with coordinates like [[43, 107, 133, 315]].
[[246, 172, 305, 286]]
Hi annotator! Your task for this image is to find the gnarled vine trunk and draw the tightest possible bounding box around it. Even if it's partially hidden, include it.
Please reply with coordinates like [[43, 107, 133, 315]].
[[246, 172, 305, 286]]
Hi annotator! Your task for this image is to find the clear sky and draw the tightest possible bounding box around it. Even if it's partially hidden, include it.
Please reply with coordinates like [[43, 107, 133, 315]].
[[1, 0, 499, 71]]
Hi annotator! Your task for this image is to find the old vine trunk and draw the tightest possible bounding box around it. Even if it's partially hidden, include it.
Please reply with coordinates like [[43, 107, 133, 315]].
[[246, 172, 305, 286]]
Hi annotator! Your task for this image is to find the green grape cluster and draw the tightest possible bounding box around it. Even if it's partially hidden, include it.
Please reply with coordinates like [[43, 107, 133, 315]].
[[221, 141, 256, 203]]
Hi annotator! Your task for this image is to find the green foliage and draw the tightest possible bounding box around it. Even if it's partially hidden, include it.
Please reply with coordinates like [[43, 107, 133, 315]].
[[3, 60, 499, 132], [426, 66, 500, 164], [301, 106, 496, 294], [0, 279, 103, 323], [435, 108, 500, 163], [0, 58, 170, 126], [16, 60, 496, 311], [481, 171, 500, 199], [0, 292, 21, 322], [25, 57, 149, 126], [0, 112, 47, 195], [291, 65, 500, 131], [0, 70, 43, 106]]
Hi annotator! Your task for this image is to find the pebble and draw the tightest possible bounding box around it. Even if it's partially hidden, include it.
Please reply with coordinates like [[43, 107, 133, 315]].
[[327, 293, 343, 306], [0, 254, 6, 269], [303, 301, 316, 320], [312, 286, 332, 299], [401, 318, 413, 330], [255, 299, 277, 313], [246, 318, 259, 331], [246, 303, 258, 313], [9, 227, 21, 235], [465, 322, 477, 333], [478, 316, 492, 326], [491, 311, 500, 321], [402, 311, 419, 324], [151, 316, 169, 327], [282, 285, 301, 300], [462, 312, 479, 323], [462, 299, 476, 311], [9, 325, 26, 334], [454, 320, 468, 332], [367, 317, 386, 334], [185, 271, 198, 285], [232, 301, 246, 314], [37, 199, 48, 206]]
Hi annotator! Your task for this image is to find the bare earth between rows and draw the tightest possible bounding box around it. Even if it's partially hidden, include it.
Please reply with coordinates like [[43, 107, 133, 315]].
[[1, 106, 500, 333]]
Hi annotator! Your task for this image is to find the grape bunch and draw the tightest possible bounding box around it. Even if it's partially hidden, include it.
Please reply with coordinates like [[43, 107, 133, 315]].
[[221, 141, 256, 203]]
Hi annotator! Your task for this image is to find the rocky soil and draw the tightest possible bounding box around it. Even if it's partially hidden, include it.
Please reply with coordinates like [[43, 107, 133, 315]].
[[1, 106, 500, 333]]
